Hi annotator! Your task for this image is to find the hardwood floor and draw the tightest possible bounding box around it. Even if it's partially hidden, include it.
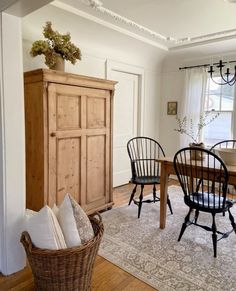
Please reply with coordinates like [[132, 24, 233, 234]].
[[0, 180, 178, 291]]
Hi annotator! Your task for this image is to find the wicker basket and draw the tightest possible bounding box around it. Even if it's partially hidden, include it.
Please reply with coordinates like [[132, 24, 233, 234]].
[[21, 212, 104, 291]]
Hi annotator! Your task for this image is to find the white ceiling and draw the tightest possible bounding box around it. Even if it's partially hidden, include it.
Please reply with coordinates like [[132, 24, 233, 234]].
[[55, 0, 236, 53]]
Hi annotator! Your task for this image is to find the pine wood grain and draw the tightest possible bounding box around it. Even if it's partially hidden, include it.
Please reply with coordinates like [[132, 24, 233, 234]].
[[24, 69, 115, 214]]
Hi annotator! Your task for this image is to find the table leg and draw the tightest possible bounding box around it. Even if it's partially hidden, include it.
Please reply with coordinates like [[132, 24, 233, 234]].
[[160, 162, 169, 229]]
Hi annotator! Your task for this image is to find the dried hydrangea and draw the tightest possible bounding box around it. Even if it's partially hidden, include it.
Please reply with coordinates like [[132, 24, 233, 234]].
[[30, 21, 82, 68]]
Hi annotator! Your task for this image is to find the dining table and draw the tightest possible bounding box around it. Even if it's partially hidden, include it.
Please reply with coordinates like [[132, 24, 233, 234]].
[[158, 156, 236, 229]]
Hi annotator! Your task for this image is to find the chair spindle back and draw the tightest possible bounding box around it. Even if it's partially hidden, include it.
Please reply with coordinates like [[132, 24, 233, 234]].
[[174, 147, 229, 211], [127, 137, 165, 178]]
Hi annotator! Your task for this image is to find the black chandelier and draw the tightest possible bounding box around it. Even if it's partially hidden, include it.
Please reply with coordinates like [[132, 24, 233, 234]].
[[208, 60, 236, 86]]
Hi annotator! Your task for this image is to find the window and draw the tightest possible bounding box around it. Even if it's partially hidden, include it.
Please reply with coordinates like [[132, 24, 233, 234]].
[[203, 76, 235, 146]]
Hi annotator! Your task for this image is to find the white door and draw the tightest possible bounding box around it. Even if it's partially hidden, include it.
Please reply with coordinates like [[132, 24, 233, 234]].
[[111, 70, 139, 187]]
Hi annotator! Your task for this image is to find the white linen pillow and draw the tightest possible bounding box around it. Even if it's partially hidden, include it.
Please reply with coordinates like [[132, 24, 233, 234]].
[[68, 195, 94, 243], [21, 209, 37, 235], [53, 195, 82, 247], [24, 206, 67, 250], [25, 209, 37, 218]]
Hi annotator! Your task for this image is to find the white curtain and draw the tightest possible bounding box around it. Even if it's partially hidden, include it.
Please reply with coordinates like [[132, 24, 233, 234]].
[[179, 67, 208, 148]]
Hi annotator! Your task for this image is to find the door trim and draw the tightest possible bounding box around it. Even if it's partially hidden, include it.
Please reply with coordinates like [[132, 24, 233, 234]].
[[106, 60, 145, 136]]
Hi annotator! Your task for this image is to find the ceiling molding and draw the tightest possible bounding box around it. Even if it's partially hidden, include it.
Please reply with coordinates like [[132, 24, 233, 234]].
[[80, 0, 175, 42], [170, 34, 236, 51], [54, 0, 236, 50], [171, 28, 236, 50], [176, 28, 236, 44], [80, 0, 236, 48], [52, 1, 169, 51]]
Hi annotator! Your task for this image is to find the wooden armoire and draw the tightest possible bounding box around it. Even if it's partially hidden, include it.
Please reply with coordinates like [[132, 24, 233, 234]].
[[24, 69, 116, 214]]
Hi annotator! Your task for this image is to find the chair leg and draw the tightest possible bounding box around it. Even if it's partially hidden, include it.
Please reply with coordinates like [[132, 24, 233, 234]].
[[228, 209, 236, 234], [194, 209, 199, 223], [138, 185, 144, 219], [178, 208, 192, 241], [153, 184, 156, 202], [167, 195, 173, 214], [128, 184, 137, 205], [211, 213, 217, 258]]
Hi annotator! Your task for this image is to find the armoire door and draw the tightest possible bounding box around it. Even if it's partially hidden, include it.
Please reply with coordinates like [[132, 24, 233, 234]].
[[47, 83, 111, 212]]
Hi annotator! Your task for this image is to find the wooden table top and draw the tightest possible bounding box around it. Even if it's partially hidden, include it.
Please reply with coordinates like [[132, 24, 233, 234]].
[[157, 156, 236, 176]]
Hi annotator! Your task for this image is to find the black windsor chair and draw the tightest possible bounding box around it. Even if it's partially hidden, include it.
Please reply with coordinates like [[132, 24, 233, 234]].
[[210, 139, 236, 152], [210, 139, 236, 194], [173, 147, 236, 257], [127, 136, 173, 218]]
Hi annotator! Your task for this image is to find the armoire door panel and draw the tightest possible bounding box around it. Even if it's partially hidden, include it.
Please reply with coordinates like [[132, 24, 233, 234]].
[[87, 97, 106, 129], [57, 94, 81, 130], [86, 135, 106, 204], [56, 137, 81, 205]]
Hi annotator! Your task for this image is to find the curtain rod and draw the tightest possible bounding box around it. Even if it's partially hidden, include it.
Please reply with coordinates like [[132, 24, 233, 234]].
[[179, 60, 236, 70]]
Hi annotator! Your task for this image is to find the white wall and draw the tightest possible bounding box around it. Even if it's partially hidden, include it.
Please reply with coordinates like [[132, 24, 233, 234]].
[[22, 4, 167, 141], [0, 12, 2, 274], [160, 67, 184, 156], [144, 69, 162, 139], [0, 12, 25, 275]]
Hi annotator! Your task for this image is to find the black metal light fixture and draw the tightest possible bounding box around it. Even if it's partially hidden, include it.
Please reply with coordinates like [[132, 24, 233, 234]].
[[208, 60, 236, 86]]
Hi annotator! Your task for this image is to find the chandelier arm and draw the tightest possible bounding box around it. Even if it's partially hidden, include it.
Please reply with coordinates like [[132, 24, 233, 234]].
[[221, 72, 235, 83], [209, 61, 236, 86], [219, 65, 226, 81], [227, 71, 236, 85], [219, 65, 231, 83], [208, 60, 236, 86], [210, 76, 227, 85], [231, 68, 236, 84], [209, 70, 227, 85], [229, 77, 236, 86]]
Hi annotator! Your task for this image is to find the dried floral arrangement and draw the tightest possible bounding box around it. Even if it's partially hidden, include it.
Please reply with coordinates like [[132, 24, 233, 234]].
[[30, 21, 82, 69], [174, 111, 220, 144]]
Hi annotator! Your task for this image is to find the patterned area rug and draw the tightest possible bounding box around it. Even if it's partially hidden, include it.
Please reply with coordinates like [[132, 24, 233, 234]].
[[98, 186, 236, 291]]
